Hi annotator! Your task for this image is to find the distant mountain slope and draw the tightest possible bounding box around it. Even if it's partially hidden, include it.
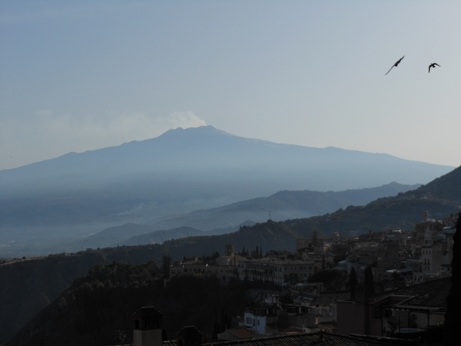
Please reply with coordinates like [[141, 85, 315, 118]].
[[76, 225, 205, 249], [74, 182, 419, 250], [147, 182, 421, 230], [285, 165, 461, 237], [0, 126, 453, 256]]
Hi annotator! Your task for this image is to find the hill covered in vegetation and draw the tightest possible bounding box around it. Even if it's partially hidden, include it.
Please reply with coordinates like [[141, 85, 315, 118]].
[[6, 261, 246, 346]]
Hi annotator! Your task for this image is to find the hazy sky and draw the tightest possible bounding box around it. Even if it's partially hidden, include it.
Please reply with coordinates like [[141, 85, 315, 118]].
[[1, 1, 460, 170]]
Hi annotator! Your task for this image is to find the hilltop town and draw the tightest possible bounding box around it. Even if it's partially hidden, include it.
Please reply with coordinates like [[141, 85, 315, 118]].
[[165, 212, 456, 339]]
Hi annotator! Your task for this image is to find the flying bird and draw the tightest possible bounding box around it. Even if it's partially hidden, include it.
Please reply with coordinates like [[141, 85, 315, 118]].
[[428, 62, 440, 73], [385, 55, 405, 75]]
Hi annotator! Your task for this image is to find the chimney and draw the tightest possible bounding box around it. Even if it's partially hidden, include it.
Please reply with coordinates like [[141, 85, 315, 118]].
[[176, 326, 203, 346], [133, 306, 163, 346]]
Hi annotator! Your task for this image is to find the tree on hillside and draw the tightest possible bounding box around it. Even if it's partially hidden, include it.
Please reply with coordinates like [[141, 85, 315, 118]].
[[348, 267, 358, 300], [444, 211, 461, 345], [162, 255, 171, 278], [312, 230, 319, 246], [251, 246, 263, 259], [364, 266, 375, 299], [363, 265, 375, 335]]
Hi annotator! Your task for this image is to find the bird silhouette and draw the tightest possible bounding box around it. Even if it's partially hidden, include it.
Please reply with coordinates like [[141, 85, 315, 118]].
[[428, 62, 440, 73], [385, 55, 405, 75]]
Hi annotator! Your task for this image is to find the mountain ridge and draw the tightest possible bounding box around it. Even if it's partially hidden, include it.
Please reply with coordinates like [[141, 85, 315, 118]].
[[0, 126, 452, 182]]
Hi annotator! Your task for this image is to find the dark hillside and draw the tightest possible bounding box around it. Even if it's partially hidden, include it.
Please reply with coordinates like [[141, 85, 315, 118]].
[[161, 220, 300, 258], [285, 166, 461, 236], [6, 262, 246, 346], [413, 165, 461, 201], [286, 197, 457, 237], [0, 246, 163, 343]]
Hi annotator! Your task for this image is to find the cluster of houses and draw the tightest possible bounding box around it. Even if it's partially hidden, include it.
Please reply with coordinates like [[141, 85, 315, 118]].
[[166, 213, 456, 340]]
